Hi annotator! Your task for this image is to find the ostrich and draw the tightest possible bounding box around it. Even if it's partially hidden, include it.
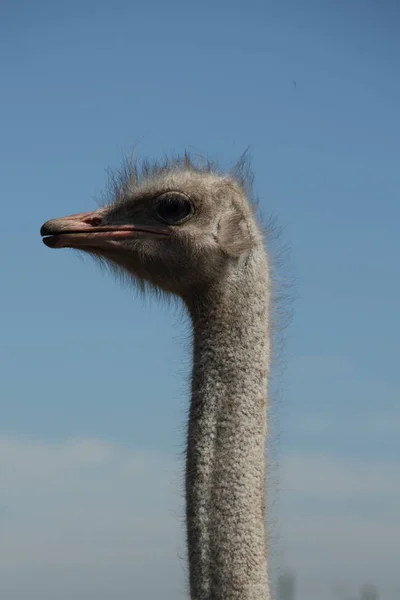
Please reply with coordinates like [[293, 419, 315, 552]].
[[40, 155, 272, 600]]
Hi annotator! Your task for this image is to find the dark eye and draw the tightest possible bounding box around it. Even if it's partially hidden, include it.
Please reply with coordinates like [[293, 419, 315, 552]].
[[154, 192, 193, 224]]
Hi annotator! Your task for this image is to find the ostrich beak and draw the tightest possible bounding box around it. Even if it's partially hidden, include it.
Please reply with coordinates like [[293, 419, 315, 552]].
[[40, 211, 170, 249]]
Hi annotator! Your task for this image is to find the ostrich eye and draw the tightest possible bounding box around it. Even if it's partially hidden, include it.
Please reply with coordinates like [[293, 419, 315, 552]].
[[154, 192, 193, 224]]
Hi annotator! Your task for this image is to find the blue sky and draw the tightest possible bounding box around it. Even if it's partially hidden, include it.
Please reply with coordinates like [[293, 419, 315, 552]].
[[1, 1, 399, 599]]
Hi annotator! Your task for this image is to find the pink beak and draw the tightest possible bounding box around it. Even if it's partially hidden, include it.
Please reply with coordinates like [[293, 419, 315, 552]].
[[40, 210, 169, 249]]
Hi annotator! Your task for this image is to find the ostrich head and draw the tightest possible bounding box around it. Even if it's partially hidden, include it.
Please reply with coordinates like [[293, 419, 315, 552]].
[[40, 156, 261, 301]]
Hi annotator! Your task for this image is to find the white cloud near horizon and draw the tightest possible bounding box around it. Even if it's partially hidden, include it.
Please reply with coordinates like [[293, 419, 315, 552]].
[[284, 408, 400, 438], [0, 438, 185, 600], [0, 436, 398, 600], [278, 453, 400, 599]]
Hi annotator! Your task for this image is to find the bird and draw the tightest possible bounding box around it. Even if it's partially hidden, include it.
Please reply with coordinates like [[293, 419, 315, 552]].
[[40, 154, 272, 600]]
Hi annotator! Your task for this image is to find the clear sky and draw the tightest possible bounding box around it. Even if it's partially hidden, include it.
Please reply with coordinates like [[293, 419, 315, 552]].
[[1, 1, 399, 599]]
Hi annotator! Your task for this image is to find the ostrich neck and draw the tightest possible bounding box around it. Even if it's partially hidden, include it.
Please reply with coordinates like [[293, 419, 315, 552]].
[[186, 251, 270, 600]]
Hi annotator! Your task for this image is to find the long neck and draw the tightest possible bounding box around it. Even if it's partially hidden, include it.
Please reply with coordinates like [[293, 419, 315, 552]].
[[185, 249, 271, 600]]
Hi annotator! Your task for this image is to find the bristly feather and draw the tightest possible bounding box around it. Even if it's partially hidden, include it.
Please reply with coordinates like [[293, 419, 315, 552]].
[[99, 150, 257, 208], [100, 152, 215, 207]]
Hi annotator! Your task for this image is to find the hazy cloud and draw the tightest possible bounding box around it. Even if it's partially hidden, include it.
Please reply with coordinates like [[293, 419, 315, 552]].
[[278, 452, 400, 599], [0, 437, 185, 600], [0, 436, 398, 600]]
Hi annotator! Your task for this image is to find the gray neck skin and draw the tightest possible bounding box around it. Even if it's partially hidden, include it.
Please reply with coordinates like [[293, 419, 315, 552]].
[[185, 249, 270, 600]]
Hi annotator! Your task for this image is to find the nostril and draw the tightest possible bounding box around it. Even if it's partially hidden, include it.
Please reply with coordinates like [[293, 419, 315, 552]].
[[84, 216, 103, 227]]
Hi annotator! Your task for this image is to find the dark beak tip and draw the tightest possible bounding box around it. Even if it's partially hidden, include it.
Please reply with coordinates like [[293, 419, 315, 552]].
[[42, 236, 56, 248], [40, 222, 51, 236]]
